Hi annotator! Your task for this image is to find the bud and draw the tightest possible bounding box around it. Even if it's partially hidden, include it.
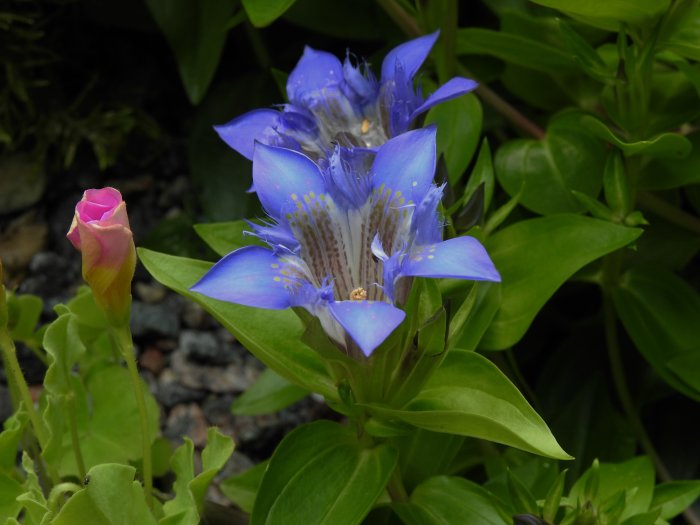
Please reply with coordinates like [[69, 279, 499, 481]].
[[67, 188, 135, 325]]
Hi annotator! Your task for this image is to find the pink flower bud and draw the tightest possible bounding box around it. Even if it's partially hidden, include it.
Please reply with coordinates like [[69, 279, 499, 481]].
[[67, 187, 136, 324]]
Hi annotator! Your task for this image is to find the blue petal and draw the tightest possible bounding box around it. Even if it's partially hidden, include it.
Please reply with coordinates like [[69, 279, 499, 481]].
[[214, 109, 280, 160], [381, 31, 439, 83], [253, 142, 327, 218], [327, 146, 375, 208], [329, 301, 406, 356], [402, 237, 501, 282], [409, 77, 479, 121], [411, 184, 445, 245], [342, 56, 378, 107], [372, 127, 437, 204], [190, 246, 292, 309], [287, 46, 343, 104]]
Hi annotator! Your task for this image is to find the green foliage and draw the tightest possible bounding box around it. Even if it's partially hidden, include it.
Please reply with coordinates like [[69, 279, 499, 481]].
[[145, 0, 237, 105], [481, 215, 641, 350], [251, 420, 397, 525], [231, 368, 309, 415]]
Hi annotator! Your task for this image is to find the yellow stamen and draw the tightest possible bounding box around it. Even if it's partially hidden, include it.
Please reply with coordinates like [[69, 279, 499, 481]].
[[361, 118, 370, 134], [350, 287, 368, 301]]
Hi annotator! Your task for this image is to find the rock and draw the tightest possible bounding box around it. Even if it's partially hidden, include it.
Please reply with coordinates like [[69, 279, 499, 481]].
[[134, 282, 167, 304], [139, 347, 166, 376], [181, 302, 208, 329], [155, 369, 207, 408], [179, 330, 235, 366], [202, 394, 236, 432], [164, 403, 208, 447], [1, 217, 49, 276], [130, 299, 180, 338], [170, 349, 258, 394], [19, 251, 77, 297], [0, 153, 46, 214]]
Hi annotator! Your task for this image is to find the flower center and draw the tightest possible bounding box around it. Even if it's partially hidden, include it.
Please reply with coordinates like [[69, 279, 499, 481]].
[[360, 118, 370, 134], [350, 287, 368, 301]]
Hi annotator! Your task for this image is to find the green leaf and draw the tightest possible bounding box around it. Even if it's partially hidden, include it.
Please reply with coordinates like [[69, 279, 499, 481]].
[[495, 114, 605, 215], [43, 314, 85, 395], [15, 453, 49, 525], [51, 464, 156, 525], [42, 365, 159, 478], [528, 0, 670, 29], [612, 266, 700, 400], [193, 220, 266, 257], [507, 469, 539, 515], [543, 470, 568, 523], [569, 457, 655, 522], [145, 0, 235, 104], [161, 428, 235, 524], [137, 248, 336, 399], [392, 476, 510, 525], [447, 282, 501, 351], [481, 215, 641, 350], [6, 293, 42, 343], [0, 473, 23, 520], [638, 132, 700, 190], [220, 460, 268, 514], [394, 429, 464, 491], [651, 481, 700, 520], [232, 368, 309, 415], [581, 115, 692, 159], [663, 5, 700, 60], [559, 21, 613, 82], [425, 93, 483, 185], [251, 420, 397, 525], [242, 0, 296, 27], [463, 139, 496, 214], [365, 350, 571, 459], [457, 28, 579, 74]]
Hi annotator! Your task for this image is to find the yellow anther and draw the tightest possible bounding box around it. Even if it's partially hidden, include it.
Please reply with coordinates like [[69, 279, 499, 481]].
[[350, 287, 368, 301], [361, 118, 371, 134]]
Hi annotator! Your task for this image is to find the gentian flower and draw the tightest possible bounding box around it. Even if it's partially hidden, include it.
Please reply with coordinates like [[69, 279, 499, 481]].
[[67, 187, 136, 324], [215, 32, 477, 163], [191, 128, 500, 357]]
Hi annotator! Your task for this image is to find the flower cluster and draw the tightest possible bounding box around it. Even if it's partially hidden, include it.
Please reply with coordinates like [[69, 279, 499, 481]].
[[192, 34, 500, 357]]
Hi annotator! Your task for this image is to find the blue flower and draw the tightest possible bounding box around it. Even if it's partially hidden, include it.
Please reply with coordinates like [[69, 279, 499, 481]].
[[191, 128, 500, 358], [215, 32, 477, 163]]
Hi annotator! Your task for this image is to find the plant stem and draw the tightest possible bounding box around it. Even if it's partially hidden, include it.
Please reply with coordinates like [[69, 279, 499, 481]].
[[387, 465, 409, 502], [376, 0, 422, 37], [601, 255, 700, 525], [0, 330, 48, 448], [637, 191, 700, 235], [67, 393, 86, 480], [111, 325, 152, 508]]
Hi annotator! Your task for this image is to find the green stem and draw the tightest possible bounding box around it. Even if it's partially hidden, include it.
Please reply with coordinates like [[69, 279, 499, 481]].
[[67, 393, 86, 480], [637, 191, 700, 235], [376, 0, 422, 37], [111, 325, 152, 508], [387, 465, 409, 502], [0, 330, 48, 448]]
